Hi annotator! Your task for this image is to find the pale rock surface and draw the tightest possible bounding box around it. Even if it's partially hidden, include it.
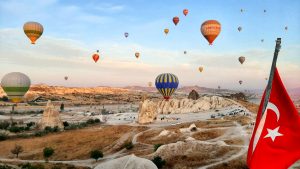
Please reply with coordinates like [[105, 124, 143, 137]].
[[95, 154, 158, 169], [153, 140, 227, 160], [157, 96, 233, 114], [179, 123, 198, 133], [37, 100, 64, 129], [138, 100, 158, 124]]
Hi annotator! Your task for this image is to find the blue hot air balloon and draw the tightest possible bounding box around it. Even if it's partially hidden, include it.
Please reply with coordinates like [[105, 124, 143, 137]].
[[155, 73, 179, 100]]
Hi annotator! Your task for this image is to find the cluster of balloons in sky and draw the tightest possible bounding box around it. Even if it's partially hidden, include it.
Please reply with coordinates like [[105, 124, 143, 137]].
[[3, 8, 289, 102]]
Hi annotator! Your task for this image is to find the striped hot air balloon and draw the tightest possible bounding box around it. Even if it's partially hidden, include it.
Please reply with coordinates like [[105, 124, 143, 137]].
[[23, 22, 43, 44], [1, 72, 31, 103], [201, 20, 221, 45], [155, 73, 179, 100]]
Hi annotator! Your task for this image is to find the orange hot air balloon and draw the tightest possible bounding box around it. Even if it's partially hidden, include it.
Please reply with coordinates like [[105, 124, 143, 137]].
[[135, 52, 140, 59], [173, 17, 179, 26], [183, 9, 188, 16], [201, 20, 221, 45], [23, 22, 43, 44], [92, 50, 100, 63], [198, 66, 204, 72], [164, 28, 169, 35]]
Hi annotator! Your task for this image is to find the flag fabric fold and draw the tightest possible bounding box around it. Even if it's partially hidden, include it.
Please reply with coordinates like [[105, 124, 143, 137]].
[[247, 68, 300, 169]]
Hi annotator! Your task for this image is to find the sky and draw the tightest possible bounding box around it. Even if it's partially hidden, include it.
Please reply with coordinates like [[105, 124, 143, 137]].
[[0, 0, 299, 90]]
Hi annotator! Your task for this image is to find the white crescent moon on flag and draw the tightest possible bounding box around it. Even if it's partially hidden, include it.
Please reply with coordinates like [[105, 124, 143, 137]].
[[252, 102, 280, 152]]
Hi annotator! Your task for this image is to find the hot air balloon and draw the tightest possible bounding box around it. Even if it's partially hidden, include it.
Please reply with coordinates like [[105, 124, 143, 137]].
[[285, 26, 288, 31], [218, 86, 221, 90], [201, 20, 221, 45], [183, 9, 188, 16], [135, 52, 140, 59], [1, 72, 31, 103], [238, 26, 242, 32], [64, 76, 68, 80], [264, 9, 267, 13], [198, 66, 204, 72], [148, 82, 152, 87], [239, 80, 243, 85], [173, 17, 179, 26], [23, 22, 43, 44], [92, 50, 100, 63], [124, 32, 129, 38], [238, 56, 245, 64], [184, 51, 187, 54], [240, 9, 244, 13], [265, 77, 268, 81], [155, 73, 179, 100], [164, 28, 169, 35], [261, 39, 264, 43]]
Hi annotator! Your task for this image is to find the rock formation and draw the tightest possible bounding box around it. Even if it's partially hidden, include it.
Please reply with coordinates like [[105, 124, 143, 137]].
[[38, 100, 64, 130], [95, 154, 158, 169], [157, 96, 233, 114], [138, 100, 158, 124], [188, 90, 199, 100], [138, 96, 233, 117], [153, 140, 228, 160]]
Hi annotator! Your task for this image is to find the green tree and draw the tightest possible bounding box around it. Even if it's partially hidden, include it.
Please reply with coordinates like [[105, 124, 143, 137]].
[[90, 150, 103, 161], [60, 103, 64, 112], [152, 156, 166, 168], [124, 141, 134, 150], [43, 147, 54, 162], [154, 144, 163, 152], [11, 144, 23, 158]]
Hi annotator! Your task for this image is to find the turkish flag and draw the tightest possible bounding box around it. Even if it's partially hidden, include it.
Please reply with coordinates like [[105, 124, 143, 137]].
[[247, 68, 300, 169]]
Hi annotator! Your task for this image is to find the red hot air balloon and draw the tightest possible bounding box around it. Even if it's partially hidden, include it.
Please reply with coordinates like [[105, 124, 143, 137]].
[[173, 17, 179, 26], [183, 9, 188, 16], [201, 20, 221, 45], [92, 50, 100, 63]]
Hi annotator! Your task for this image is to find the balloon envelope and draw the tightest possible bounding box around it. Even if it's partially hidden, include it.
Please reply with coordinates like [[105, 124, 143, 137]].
[[173, 17, 179, 26], [64, 76, 68, 80], [239, 80, 243, 85], [201, 20, 221, 45], [198, 66, 204, 72], [155, 73, 179, 100], [92, 51, 100, 63], [124, 32, 129, 38], [239, 56, 245, 64], [164, 28, 169, 35], [135, 52, 140, 59], [23, 21, 43, 44], [238, 26, 242, 32], [184, 51, 187, 54], [1, 72, 31, 103], [183, 9, 188, 16]]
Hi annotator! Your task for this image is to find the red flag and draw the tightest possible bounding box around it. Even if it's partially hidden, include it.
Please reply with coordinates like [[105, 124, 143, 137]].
[[247, 68, 300, 168]]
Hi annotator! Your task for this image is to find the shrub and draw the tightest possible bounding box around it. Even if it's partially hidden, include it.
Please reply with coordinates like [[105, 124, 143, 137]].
[[154, 144, 163, 152], [90, 150, 103, 161], [20, 163, 44, 169], [1, 96, 8, 102], [94, 118, 100, 123], [0, 164, 14, 169], [63, 121, 69, 127], [60, 103, 64, 112], [26, 122, 35, 128], [124, 141, 134, 150], [34, 131, 47, 137], [43, 147, 54, 162], [152, 156, 166, 168], [9, 126, 22, 133], [86, 119, 95, 124], [0, 132, 8, 141], [0, 121, 10, 130]]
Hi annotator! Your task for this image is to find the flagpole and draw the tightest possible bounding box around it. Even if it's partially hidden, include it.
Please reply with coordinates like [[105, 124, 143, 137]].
[[260, 38, 281, 118]]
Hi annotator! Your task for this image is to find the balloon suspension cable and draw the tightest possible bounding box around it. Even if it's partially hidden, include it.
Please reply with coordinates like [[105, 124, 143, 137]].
[[260, 38, 281, 119]]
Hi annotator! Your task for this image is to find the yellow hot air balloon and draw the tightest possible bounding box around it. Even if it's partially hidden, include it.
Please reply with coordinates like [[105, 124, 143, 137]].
[[23, 22, 43, 44], [164, 28, 169, 35], [198, 66, 204, 72]]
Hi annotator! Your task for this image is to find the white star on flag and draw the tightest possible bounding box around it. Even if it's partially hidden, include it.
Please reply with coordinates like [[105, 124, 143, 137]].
[[264, 126, 283, 142]]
